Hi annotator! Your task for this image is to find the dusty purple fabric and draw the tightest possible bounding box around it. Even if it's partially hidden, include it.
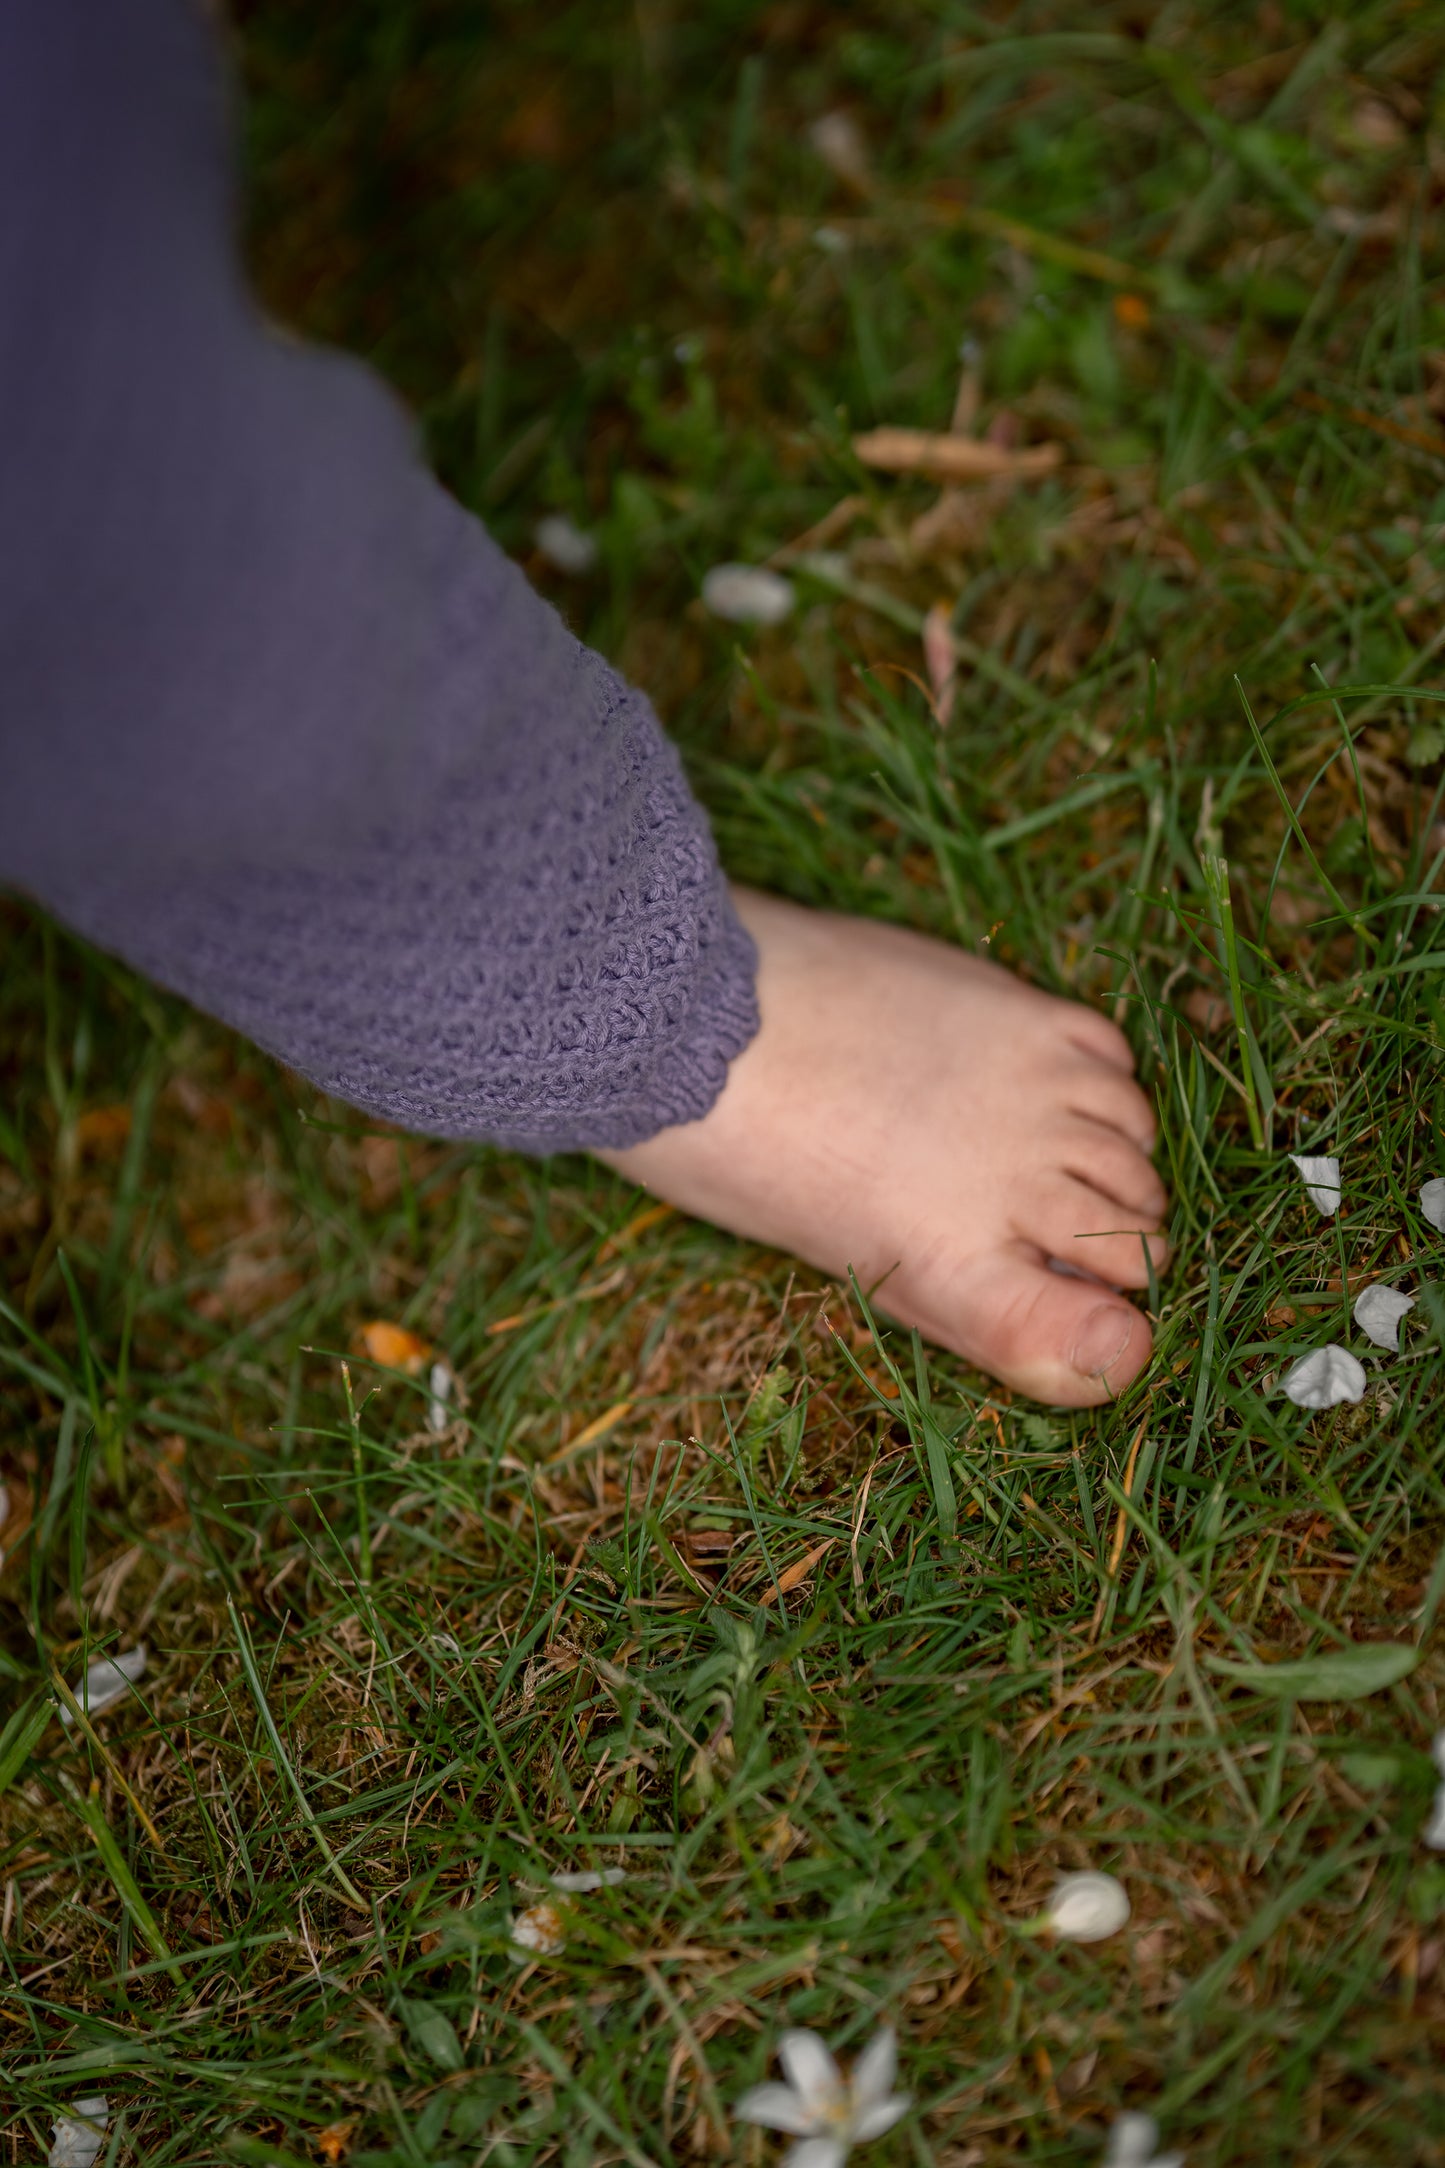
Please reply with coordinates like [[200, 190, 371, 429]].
[[0, 0, 758, 1151]]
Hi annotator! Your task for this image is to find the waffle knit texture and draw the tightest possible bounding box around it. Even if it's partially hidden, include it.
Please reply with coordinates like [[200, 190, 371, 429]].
[[0, 0, 758, 1153]]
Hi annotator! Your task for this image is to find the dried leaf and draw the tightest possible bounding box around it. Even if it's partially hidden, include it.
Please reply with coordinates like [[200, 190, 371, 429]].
[[60, 1644, 147, 1727], [1289, 1153, 1342, 1215], [853, 426, 1062, 483], [358, 1320, 431, 1375], [317, 2123, 356, 2164], [1282, 1344, 1366, 1408], [510, 1900, 566, 1958], [701, 563, 795, 626], [1206, 1642, 1418, 1700], [922, 601, 958, 725], [1352, 1282, 1414, 1350]]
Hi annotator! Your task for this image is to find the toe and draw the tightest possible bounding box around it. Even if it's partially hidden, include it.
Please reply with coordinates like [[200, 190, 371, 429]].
[[1065, 1060, 1158, 1154], [950, 1249, 1153, 1406], [1057, 1121, 1167, 1218], [1029, 1177, 1170, 1288], [1059, 1003, 1137, 1077]]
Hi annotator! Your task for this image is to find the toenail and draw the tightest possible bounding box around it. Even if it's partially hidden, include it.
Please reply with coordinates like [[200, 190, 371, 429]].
[[1073, 1305, 1133, 1379]]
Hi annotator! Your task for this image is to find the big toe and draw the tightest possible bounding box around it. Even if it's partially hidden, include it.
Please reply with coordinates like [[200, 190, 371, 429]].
[[948, 1251, 1154, 1406]]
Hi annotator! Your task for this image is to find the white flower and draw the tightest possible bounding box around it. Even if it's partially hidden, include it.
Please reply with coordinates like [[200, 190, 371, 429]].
[[534, 514, 598, 574], [1420, 1178, 1445, 1232], [1041, 1870, 1131, 1943], [1289, 1154, 1341, 1215], [59, 1645, 147, 1727], [1353, 1283, 1414, 1351], [735, 2027, 908, 2168], [509, 1900, 567, 1959], [1104, 2112, 1185, 2168], [701, 563, 794, 626], [49, 2098, 108, 2168], [1282, 1344, 1366, 1409], [1425, 1730, 1445, 1852], [426, 1360, 453, 1434]]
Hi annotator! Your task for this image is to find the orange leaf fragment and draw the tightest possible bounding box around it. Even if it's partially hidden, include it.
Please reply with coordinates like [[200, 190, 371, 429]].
[[317, 2124, 356, 2164], [75, 1104, 133, 1153], [853, 426, 1062, 483], [357, 1321, 431, 1375], [759, 1537, 835, 1606], [1113, 291, 1151, 330]]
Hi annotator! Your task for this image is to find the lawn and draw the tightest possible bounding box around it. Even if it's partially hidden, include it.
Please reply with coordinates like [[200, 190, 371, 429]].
[[4, 2, 1445, 2162]]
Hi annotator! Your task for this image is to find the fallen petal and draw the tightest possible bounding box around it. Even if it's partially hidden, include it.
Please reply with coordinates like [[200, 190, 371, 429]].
[[550, 1867, 627, 1893], [1353, 1283, 1414, 1350], [809, 110, 873, 193], [1283, 1344, 1367, 1409], [534, 514, 598, 575], [1289, 1153, 1341, 1216], [1423, 1786, 1445, 1851], [1044, 1869, 1131, 1943], [701, 563, 795, 626], [426, 1360, 453, 1434], [49, 2099, 108, 2168], [1105, 2116, 1162, 2168], [509, 1901, 566, 1958], [61, 1645, 147, 1727], [1421, 1177, 1445, 1232]]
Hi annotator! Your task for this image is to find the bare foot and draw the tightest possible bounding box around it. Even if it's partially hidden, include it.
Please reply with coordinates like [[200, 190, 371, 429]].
[[602, 888, 1168, 1406]]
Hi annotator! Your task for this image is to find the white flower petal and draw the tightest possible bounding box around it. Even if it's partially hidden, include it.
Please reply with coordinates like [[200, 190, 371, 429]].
[[426, 1360, 453, 1434], [534, 514, 598, 575], [849, 2026, 897, 2110], [701, 563, 794, 627], [1352, 1283, 1414, 1351], [778, 2030, 845, 2118], [1282, 1344, 1367, 1409], [1289, 1154, 1341, 1215], [852, 2095, 910, 2142], [49, 2098, 108, 2168], [1105, 2113, 1161, 2167], [1044, 1869, 1131, 1943], [734, 2083, 822, 2138], [60, 1645, 147, 1727], [783, 2141, 848, 2168], [1420, 1177, 1445, 1232], [809, 111, 872, 192], [1423, 1785, 1445, 1851], [550, 1867, 627, 1893]]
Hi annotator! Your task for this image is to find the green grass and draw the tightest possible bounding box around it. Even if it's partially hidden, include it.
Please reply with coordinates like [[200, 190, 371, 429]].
[[5, 1, 1445, 2161]]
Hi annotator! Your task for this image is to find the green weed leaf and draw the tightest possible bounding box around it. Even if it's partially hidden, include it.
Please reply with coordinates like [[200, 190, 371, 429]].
[[1206, 1642, 1418, 1700], [401, 1996, 465, 2073]]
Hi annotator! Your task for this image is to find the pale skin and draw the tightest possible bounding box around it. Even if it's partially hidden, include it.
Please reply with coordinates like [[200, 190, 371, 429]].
[[602, 887, 1169, 1407]]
